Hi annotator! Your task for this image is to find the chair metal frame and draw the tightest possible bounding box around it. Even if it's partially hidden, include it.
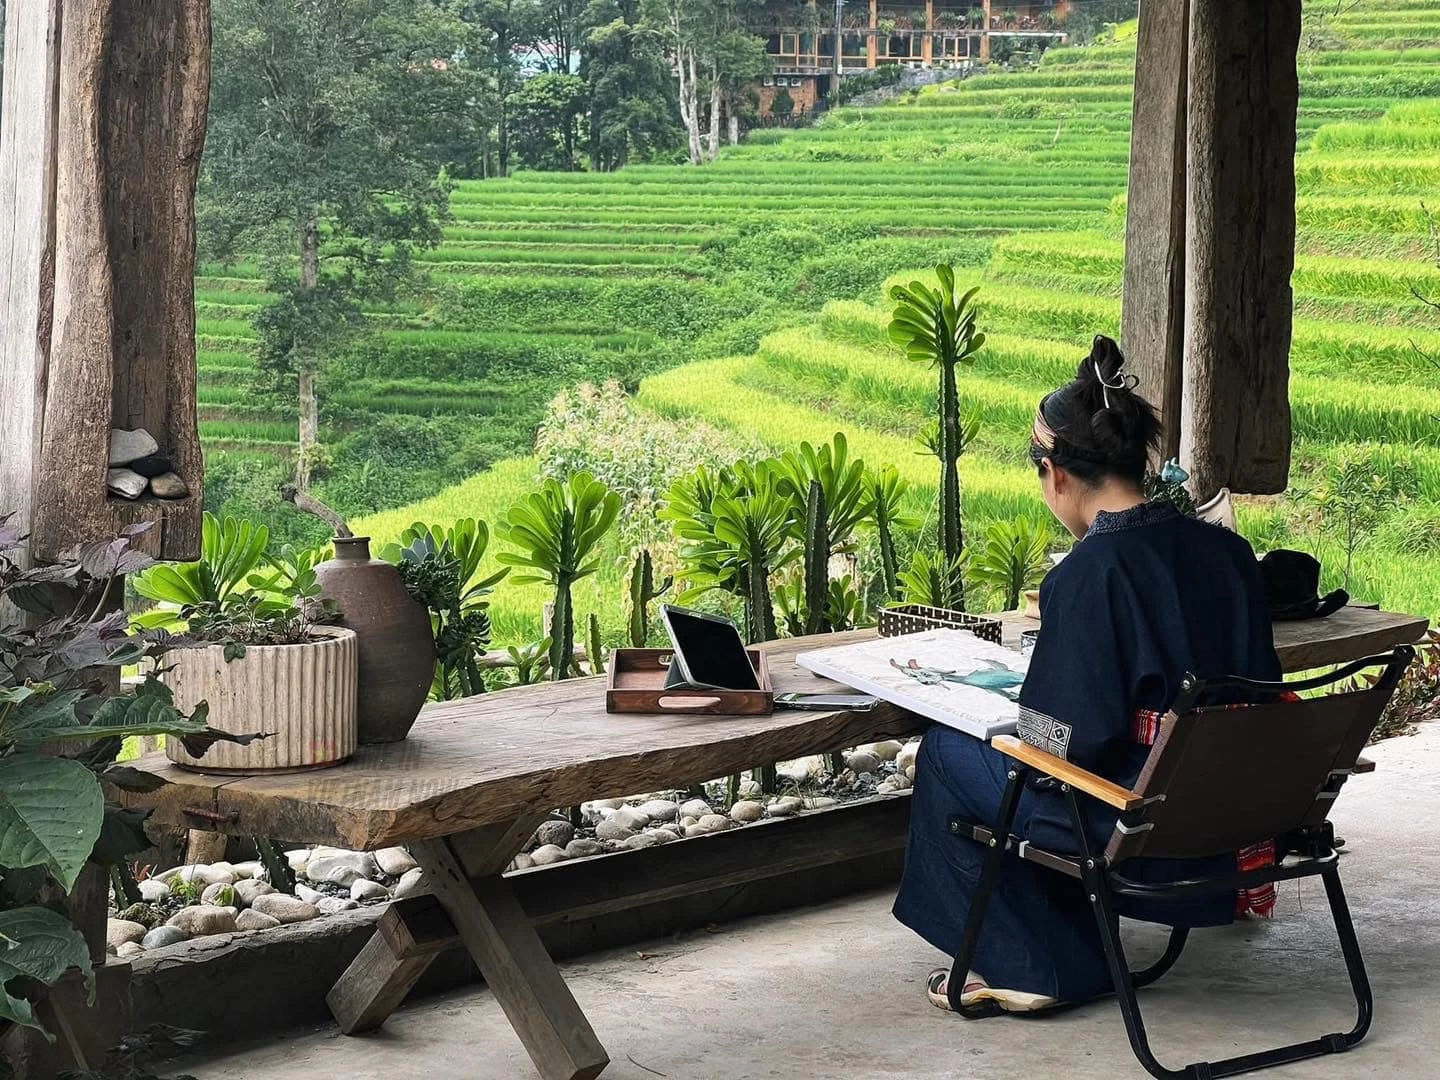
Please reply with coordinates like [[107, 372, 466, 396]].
[[942, 646, 1415, 1080]]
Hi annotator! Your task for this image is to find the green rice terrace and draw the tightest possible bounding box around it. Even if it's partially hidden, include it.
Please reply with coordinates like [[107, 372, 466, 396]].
[[199, 1, 1440, 639]]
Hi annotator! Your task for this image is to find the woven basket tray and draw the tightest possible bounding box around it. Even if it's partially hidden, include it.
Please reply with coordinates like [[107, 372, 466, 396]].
[[877, 604, 1004, 645]]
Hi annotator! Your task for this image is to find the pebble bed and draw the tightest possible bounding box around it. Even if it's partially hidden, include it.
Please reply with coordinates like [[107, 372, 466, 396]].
[[106, 739, 920, 958]]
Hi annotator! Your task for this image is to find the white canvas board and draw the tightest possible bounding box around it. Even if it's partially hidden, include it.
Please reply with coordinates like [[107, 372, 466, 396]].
[[796, 629, 1030, 739]]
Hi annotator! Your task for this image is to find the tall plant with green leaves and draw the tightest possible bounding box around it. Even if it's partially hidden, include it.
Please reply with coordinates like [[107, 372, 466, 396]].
[[0, 517, 255, 1036], [899, 549, 969, 610], [890, 267, 986, 608], [970, 517, 1053, 611], [382, 519, 507, 699], [663, 461, 797, 644], [776, 433, 874, 634], [498, 474, 622, 679], [866, 465, 918, 602], [627, 549, 673, 648]]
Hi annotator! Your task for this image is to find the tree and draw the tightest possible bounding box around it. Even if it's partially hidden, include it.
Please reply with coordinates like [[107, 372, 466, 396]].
[[202, 0, 478, 490], [643, 0, 769, 165], [509, 72, 588, 170], [463, 0, 544, 176], [582, 0, 683, 170], [535, 0, 589, 72]]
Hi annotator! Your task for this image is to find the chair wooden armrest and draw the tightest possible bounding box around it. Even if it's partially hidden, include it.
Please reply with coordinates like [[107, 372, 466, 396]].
[[990, 735, 1145, 812]]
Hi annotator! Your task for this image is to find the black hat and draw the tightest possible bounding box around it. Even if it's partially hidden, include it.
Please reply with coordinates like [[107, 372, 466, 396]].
[[1259, 550, 1348, 621]]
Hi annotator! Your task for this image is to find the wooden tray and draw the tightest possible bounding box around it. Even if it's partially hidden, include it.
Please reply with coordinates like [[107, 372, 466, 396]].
[[606, 648, 773, 715]]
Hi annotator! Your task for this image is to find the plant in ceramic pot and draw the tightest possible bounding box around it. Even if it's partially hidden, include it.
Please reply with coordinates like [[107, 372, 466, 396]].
[[380, 519, 506, 701], [133, 514, 357, 772]]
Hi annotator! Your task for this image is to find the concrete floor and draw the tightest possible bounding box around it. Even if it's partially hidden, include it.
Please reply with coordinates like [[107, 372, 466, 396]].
[[183, 722, 1440, 1080]]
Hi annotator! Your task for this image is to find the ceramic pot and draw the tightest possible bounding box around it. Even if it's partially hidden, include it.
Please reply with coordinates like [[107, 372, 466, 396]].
[[314, 536, 436, 743], [164, 626, 358, 772]]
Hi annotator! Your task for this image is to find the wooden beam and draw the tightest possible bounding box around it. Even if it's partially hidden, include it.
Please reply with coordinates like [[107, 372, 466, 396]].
[[30, 0, 209, 562], [0, 0, 61, 554], [1121, 0, 1189, 460], [415, 837, 609, 1080], [1181, 0, 1300, 500]]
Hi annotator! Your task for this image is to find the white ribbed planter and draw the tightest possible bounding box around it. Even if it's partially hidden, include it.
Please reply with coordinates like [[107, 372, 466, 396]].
[[164, 626, 358, 773]]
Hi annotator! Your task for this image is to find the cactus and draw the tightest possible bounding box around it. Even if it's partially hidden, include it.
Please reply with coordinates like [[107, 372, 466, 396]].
[[868, 465, 915, 602], [587, 613, 605, 676], [803, 479, 829, 635], [627, 549, 672, 648], [890, 268, 986, 609]]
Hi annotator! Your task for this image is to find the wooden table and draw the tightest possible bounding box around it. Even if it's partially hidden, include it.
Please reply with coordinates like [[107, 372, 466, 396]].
[[119, 609, 1428, 1080], [993, 604, 1428, 673]]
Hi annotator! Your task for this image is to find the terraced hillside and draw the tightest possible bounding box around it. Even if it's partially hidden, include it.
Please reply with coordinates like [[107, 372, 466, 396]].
[[338, 2, 1440, 635]]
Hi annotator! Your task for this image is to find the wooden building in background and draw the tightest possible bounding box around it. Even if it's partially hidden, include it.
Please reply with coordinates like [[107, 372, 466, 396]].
[[757, 0, 1070, 116]]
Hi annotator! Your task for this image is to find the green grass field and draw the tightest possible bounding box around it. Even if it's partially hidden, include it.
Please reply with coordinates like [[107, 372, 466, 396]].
[[230, 1, 1440, 642]]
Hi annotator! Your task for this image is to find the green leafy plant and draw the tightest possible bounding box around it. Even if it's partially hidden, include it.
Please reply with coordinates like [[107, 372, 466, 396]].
[[866, 465, 919, 602], [498, 474, 622, 680], [0, 516, 256, 1036], [505, 639, 554, 686], [382, 519, 507, 700], [132, 513, 336, 656], [890, 268, 986, 607], [1143, 459, 1197, 517], [663, 461, 798, 644], [775, 434, 874, 635], [1314, 457, 1414, 592], [898, 549, 969, 610], [969, 517, 1053, 611], [627, 549, 673, 648]]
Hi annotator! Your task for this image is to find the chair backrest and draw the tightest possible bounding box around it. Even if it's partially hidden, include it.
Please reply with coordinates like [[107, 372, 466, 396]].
[[1104, 647, 1414, 863]]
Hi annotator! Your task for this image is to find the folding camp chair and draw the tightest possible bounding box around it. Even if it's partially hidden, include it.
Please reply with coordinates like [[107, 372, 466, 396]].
[[943, 645, 1415, 1080]]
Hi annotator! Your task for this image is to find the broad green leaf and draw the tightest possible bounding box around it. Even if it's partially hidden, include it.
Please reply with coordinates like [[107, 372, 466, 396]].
[[0, 754, 104, 892], [0, 905, 96, 1032]]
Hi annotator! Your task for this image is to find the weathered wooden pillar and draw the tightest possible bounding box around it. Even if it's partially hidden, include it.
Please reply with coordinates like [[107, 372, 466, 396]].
[[0, 0, 62, 561], [1, 0, 208, 560], [923, 0, 934, 63], [868, 0, 878, 67], [1121, 0, 1189, 460], [980, 0, 991, 60], [1180, 0, 1299, 500]]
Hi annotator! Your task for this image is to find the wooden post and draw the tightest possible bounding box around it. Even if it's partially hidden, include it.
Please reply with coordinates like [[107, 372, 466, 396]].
[[923, 0, 934, 63], [1181, 0, 1300, 500], [1121, 0, 1189, 461], [980, 0, 991, 60], [0, 0, 61, 552], [2, 0, 208, 564], [868, 0, 878, 67]]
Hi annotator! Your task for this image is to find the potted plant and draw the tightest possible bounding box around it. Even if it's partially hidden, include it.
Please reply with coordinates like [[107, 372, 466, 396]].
[[0, 515, 255, 1038], [380, 518, 506, 700], [133, 513, 357, 772]]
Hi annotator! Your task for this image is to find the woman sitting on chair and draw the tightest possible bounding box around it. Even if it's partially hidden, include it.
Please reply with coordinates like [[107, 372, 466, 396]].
[[894, 335, 1281, 1014]]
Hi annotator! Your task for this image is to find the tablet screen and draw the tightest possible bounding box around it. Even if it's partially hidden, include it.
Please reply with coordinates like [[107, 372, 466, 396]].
[[662, 606, 761, 691]]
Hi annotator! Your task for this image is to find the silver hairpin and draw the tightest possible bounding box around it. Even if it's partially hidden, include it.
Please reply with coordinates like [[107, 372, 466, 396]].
[[1092, 359, 1129, 410]]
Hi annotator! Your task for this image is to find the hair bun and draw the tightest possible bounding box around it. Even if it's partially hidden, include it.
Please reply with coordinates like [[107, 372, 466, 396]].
[[1079, 334, 1125, 385]]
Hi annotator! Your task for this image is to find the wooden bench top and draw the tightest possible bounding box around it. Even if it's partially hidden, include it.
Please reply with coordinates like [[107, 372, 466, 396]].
[[120, 630, 924, 851], [120, 607, 1427, 852]]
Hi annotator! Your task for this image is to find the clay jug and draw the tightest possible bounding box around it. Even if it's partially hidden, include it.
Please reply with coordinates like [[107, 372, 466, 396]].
[[314, 536, 436, 743]]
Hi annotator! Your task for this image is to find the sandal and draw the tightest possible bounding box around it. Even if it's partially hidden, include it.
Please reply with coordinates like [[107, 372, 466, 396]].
[[926, 969, 1059, 1014]]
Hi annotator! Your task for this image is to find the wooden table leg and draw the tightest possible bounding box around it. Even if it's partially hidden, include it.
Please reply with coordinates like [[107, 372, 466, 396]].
[[326, 814, 548, 1036], [414, 835, 609, 1080]]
